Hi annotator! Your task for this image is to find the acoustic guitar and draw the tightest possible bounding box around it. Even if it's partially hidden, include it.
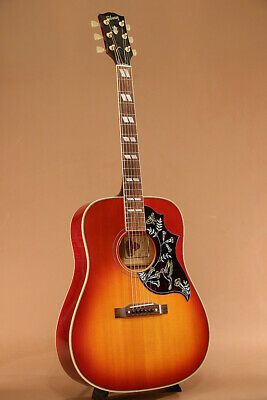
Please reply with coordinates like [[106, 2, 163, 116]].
[[56, 11, 209, 393]]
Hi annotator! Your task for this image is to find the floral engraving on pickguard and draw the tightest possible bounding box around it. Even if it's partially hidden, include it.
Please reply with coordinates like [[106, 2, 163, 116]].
[[139, 207, 191, 301]]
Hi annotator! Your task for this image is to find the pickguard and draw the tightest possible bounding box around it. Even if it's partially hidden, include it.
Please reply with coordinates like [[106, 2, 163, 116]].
[[138, 206, 190, 301]]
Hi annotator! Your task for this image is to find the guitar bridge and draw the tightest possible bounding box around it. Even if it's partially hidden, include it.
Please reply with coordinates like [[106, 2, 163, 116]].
[[114, 302, 168, 318]]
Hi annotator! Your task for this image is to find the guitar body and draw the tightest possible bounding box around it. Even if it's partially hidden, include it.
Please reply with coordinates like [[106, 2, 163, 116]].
[[56, 196, 209, 392]]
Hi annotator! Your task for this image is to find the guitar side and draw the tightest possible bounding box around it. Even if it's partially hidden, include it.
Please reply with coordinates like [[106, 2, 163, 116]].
[[56, 196, 209, 392]]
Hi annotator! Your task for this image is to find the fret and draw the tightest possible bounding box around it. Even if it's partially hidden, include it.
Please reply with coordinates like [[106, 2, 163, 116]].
[[126, 219, 146, 223], [123, 168, 141, 171], [127, 229, 146, 232], [125, 219, 145, 222], [125, 216, 145, 219], [120, 141, 138, 145], [122, 151, 140, 154], [124, 189, 142, 193], [125, 217, 145, 220], [126, 218, 145, 220], [124, 188, 143, 196], [118, 90, 133, 94], [126, 228, 146, 232], [123, 175, 141, 180], [123, 180, 142, 184]]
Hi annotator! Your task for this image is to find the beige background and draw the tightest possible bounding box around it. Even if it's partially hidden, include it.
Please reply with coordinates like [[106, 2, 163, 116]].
[[1, 1, 267, 399]]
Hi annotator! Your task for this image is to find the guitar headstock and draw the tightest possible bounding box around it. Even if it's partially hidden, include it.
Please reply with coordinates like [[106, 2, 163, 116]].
[[91, 12, 135, 65]]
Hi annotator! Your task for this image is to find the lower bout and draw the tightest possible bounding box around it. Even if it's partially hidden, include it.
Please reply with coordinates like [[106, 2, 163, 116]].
[[70, 309, 209, 392]]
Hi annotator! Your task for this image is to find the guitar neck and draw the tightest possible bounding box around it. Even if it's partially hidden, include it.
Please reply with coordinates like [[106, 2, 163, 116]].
[[116, 65, 146, 232]]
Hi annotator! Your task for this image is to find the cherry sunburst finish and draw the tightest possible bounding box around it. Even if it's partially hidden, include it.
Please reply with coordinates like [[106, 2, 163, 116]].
[[56, 12, 209, 393]]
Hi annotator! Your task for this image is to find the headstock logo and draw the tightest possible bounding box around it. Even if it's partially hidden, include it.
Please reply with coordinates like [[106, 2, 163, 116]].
[[107, 15, 119, 20]]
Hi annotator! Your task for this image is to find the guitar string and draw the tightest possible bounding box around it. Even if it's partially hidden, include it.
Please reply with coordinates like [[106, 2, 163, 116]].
[[122, 41, 137, 306], [122, 33, 138, 304], [109, 20, 149, 307], [124, 53, 139, 306], [109, 22, 135, 306], [122, 38, 140, 306], [126, 49, 143, 306], [121, 64, 138, 306], [123, 33, 140, 306], [124, 42, 148, 307], [120, 37, 136, 305], [129, 64, 144, 307], [125, 48, 146, 306]]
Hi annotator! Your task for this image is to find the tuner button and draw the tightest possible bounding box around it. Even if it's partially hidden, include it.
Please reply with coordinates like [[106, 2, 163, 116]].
[[119, 20, 125, 27], [93, 33, 102, 41], [129, 36, 134, 43], [125, 46, 131, 53], [126, 24, 131, 31], [106, 32, 112, 38], [132, 49, 137, 56], [103, 19, 109, 25], [109, 44, 115, 51], [90, 20, 99, 28], [96, 46, 105, 53], [122, 33, 128, 39]]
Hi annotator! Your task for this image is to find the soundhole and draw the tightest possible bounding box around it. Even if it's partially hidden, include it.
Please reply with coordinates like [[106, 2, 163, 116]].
[[118, 232, 155, 273]]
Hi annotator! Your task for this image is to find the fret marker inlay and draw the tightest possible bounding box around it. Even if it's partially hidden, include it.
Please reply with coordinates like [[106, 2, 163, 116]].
[[124, 69, 130, 78], [124, 155, 138, 160], [120, 93, 132, 102]]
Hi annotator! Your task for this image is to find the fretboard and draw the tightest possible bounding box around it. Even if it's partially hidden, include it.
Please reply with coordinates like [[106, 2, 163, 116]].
[[116, 65, 145, 232]]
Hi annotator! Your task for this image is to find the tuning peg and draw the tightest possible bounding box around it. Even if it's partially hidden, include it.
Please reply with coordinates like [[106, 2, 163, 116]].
[[129, 36, 134, 44], [96, 46, 105, 53], [93, 33, 102, 41], [126, 24, 131, 31], [91, 20, 99, 28], [132, 49, 137, 56]]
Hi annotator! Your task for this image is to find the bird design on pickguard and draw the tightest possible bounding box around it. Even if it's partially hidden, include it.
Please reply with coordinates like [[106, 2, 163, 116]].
[[138, 206, 191, 301]]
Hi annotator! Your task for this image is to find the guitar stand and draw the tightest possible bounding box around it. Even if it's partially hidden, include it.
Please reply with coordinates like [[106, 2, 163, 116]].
[[92, 384, 182, 399], [92, 388, 109, 400]]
